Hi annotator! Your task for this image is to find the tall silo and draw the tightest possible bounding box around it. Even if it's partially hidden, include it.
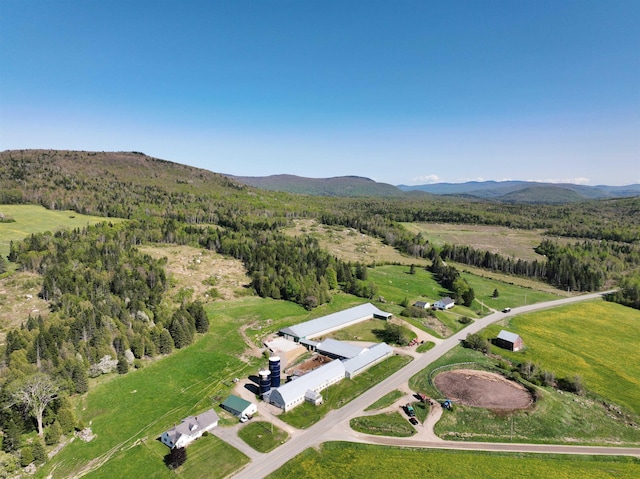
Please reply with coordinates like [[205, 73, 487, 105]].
[[269, 356, 281, 388], [259, 369, 271, 397]]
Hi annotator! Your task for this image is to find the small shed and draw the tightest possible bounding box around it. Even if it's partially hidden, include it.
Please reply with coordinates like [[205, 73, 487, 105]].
[[304, 389, 323, 406], [496, 330, 524, 351], [220, 395, 257, 418], [414, 301, 431, 309]]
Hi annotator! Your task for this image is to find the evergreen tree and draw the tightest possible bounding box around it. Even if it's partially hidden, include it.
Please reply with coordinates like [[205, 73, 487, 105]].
[[72, 364, 88, 394], [31, 437, 46, 465], [20, 446, 33, 467], [117, 356, 129, 374], [45, 421, 62, 445]]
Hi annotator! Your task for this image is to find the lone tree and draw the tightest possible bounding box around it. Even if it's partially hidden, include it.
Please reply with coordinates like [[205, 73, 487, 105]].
[[164, 446, 187, 469], [11, 373, 58, 437]]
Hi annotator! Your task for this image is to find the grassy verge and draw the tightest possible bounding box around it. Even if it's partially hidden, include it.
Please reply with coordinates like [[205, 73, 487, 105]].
[[267, 442, 640, 479], [279, 354, 412, 429], [365, 390, 405, 411], [416, 341, 435, 353], [350, 412, 416, 437], [237, 421, 289, 453]]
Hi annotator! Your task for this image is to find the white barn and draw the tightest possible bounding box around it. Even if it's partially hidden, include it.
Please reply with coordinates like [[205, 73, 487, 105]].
[[279, 303, 392, 342], [160, 409, 219, 449], [343, 343, 394, 379], [268, 360, 345, 411]]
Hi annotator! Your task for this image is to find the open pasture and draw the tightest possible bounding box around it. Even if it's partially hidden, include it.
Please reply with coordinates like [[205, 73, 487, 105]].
[[0, 204, 117, 258], [267, 442, 640, 479], [402, 222, 551, 262], [484, 300, 640, 418]]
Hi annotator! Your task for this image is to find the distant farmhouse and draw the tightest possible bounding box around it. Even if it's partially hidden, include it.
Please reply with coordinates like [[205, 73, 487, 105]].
[[434, 297, 455, 310], [279, 303, 392, 342], [160, 409, 219, 449], [496, 330, 524, 351]]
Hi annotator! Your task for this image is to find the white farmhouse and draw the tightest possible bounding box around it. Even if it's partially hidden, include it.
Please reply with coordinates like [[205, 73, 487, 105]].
[[160, 409, 219, 449]]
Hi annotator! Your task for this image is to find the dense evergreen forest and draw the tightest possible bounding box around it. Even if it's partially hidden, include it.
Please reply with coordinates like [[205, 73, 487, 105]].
[[1, 149, 639, 463]]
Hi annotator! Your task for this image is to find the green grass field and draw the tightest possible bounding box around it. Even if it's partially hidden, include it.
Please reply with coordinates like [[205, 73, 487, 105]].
[[407, 300, 640, 445], [365, 390, 405, 411], [0, 204, 117, 258], [483, 300, 640, 418], [267, 442, 640, 479], [349, 412, 416, 437], [237, 422, 289, 453]]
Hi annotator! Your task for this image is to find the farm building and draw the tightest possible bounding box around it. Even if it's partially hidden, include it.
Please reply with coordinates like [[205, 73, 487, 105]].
[[496, 330, 524, 351], [343, 343, 393, 379], [220, 395, 258, 419], [279, 303, 392, 342], [414, 301, 431, 309], [268, 359, 345, 411], [263, 336, 305, 366], [316, 338, 366, 360], [434, 297, 455, 310], [160, 409, 219, 449]]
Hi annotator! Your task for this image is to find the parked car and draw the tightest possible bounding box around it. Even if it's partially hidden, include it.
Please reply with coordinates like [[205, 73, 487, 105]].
[[502, 307, 511, 313], [409, 417, 419, 426]]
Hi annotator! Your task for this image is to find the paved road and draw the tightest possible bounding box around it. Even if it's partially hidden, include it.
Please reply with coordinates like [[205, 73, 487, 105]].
[[230, 291, 640, 478]]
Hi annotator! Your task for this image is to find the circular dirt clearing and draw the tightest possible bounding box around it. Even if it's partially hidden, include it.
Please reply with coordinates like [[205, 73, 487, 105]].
[[434, 369, 533, 409]]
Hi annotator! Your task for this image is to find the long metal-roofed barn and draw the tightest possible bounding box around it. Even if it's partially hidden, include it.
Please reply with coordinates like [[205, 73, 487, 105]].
[[279, 303, 392, 342], [268, 359, 346, 412]]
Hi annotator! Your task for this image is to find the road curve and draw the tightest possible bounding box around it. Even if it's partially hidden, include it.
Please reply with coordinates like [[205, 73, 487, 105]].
[[230, 291, 640, 478]]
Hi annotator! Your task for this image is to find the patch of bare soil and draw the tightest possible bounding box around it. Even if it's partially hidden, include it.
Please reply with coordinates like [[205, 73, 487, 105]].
[[286, 354, 333, 377], [434, 369, 533, 410], [138, 245, 250, 302]]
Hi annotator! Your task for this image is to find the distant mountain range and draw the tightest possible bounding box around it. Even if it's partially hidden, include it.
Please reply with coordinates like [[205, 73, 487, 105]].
[[228, 174, 640, 203], [226, 174, 404, 197], [398, 181, 640, 203]]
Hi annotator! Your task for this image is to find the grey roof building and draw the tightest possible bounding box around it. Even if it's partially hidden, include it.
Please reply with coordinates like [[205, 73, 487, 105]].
[[279, 303, 392, 341], [160, 409, 219, 449]]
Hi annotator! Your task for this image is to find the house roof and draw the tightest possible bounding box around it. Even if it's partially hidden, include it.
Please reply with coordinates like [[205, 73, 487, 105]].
[[414, 301, 429, 307], [497, 330, 521, 343], [436, 297, 454, 305], [272, 359, 345, 405], [343, 343, 393, 375], [317, 338, 366, 359], [163, 408, 219, 444], [221, 395, 253, 414], [279, 303, 391, 340]]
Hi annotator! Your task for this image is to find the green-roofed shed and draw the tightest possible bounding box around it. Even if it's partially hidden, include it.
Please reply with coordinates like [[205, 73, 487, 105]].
[[220, 395, 257, 418]]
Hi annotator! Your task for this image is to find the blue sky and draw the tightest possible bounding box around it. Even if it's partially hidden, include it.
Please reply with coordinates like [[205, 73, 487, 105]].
[[1, 0, 638, 185]]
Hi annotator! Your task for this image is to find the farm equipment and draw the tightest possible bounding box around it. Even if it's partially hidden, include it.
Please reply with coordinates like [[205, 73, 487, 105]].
[[405, 403, 416, 417], [442, 399, 453, 410]]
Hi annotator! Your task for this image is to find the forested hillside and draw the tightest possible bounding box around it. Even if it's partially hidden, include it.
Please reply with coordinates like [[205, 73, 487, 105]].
[[1, 149, 639, 467]]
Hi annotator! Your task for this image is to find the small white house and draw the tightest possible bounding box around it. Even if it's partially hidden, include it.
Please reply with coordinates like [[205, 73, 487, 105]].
[[414, 301, 431, 309], [434, 297, 455, 310], [160, 409, 219, 449]]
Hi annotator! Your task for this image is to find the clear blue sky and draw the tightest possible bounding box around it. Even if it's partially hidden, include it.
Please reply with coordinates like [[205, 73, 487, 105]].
[[1, 0, 638, 185]]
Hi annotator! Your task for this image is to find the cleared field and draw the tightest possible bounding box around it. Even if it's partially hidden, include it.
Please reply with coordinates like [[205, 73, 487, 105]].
[[484, 300, 640, 418], [402, 222, 551, 262], [267, 442, 640, 479], [0, 204, 116, 258], [284, 219, 428, 266]]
